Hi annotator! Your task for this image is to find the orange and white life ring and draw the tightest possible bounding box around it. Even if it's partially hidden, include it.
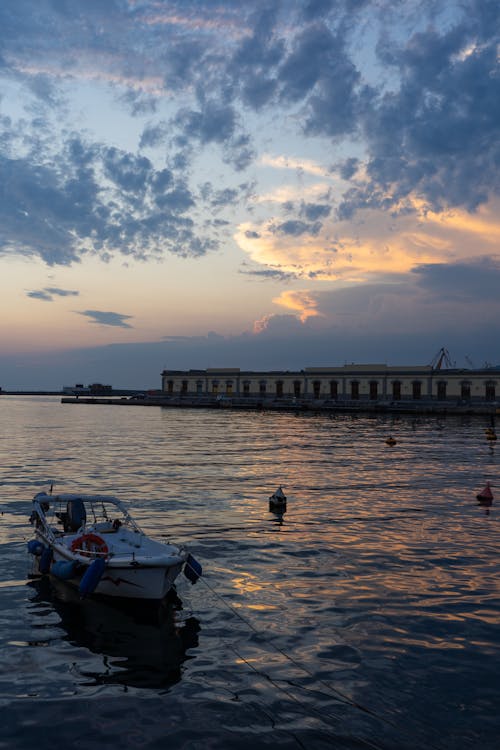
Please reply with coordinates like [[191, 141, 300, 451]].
[[71, 533, 109, 558]]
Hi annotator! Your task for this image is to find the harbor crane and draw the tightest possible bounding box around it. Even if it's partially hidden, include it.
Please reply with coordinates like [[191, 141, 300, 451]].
[[430, 347, 453, 370]]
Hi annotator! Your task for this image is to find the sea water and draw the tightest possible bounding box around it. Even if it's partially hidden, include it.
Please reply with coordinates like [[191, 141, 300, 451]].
[[0, 396, 498, 749]]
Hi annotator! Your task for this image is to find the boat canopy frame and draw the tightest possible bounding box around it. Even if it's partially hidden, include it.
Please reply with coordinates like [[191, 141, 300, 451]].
[[31, 492, 144, 545]]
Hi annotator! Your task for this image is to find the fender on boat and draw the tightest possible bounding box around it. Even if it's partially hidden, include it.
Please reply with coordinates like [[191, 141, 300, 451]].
[[51, 560, 77, 580], [79, 557, 106, 598], [184, 554, 202, 584], [39, 546, 53, 574], [27, 540, 44, 556]]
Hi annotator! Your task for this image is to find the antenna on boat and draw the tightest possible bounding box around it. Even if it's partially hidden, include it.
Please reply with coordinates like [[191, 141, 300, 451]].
[[49, 482, 54, 494]]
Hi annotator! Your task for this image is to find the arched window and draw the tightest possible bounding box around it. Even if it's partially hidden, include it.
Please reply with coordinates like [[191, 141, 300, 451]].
[[243, 381, 250, 396], [437, 381, 447, 400], [181, 380, 188, 394], [276, 380, 283, 397], [329, 380, 338, 399], [351, 381, 359, 399], [461, 382, 471, 401], [259, 380, 267, 395], [392, 381, 401, 400], [485, 381, 496, 401], [293, 380, 301, 398], [369, 381, 378, 400], [313, 380, 321, 398], [412, 381, 421, 400]]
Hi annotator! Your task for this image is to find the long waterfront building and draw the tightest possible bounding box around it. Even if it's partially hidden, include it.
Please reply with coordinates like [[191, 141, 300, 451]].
[[161, 364, 499, 405]]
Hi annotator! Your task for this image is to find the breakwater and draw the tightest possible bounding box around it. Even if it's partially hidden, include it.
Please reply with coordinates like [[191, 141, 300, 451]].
[[61, 394, 499, 416]]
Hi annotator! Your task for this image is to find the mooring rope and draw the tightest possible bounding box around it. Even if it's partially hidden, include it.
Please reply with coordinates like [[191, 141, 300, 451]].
[[188, 563, 444, 750]]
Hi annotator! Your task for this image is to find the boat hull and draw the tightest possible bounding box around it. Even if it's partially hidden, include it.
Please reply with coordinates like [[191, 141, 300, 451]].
[[31, 546, 185, 600]]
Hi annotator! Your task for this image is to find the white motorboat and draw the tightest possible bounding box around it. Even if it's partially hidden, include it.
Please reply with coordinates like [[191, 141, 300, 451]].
[[28, 489, 202, 601]]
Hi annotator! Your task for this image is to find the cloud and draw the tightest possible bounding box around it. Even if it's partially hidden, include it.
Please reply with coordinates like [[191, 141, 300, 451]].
[[26, 287, 79, 301], [3, 1, 497, 258], [413, 258, 500, 301], [272, 219, 322, 237], [270, 290, 323, 322], [174, 101, 237, 145], [172, 102, 254, 170], [235, 196, 500, 285], [337, 1, 500, 218], [266, 257, 500, 337], [26, 290, 54, 302], [78, 310, 134, 328], [231, 6, 284, 109], [259, 154, 330, 178], [300, 202, 332, 221], [0, 136, 220, 264], [238, 263, 297, 282]]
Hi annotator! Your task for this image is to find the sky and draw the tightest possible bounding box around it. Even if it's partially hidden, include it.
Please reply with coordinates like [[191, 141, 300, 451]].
[[1, 0, 499, 389]]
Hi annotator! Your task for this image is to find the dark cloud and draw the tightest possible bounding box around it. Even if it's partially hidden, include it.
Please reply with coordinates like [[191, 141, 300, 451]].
[[239, 264, 297, 281], [26, 290, 53, 301], [172, 101, 254, 171], [339, 158, 359, 180], [153, 185, 195, 212], [277, 22, 372, 139], [413, 259, 500, 301], [0, 134, 220, 264], [279, 23, 335, 104], [27, 287, 79, 301], [273, 220, 322, 236], [150, 168, 174, 194], [79, 310, 133, 328], [174, 101, 236, 145], [210, 188, 239, 207], [46, 287, 79, 297], [232, 7, 284, 109], [300, 202, 331, 221], [102, 148, 152, 194], [338, 1, 500, 216], [139, 123, 169, 150]]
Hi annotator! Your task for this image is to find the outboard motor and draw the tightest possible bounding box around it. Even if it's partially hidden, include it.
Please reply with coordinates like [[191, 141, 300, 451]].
[[65, 498, 87, 532]]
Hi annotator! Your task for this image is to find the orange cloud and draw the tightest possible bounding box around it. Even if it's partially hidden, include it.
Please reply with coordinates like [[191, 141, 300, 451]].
[[271, 290, 323, 322], [235, 198, 500, 282]]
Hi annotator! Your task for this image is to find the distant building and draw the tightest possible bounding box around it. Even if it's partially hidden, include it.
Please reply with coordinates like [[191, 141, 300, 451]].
[[88, 383, 112, 395], [160, 364, 499, 404], [62, 383, 112, 396]]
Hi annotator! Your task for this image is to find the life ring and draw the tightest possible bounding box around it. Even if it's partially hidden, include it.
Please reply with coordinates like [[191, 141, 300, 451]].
[[71, 533, 109, 558]]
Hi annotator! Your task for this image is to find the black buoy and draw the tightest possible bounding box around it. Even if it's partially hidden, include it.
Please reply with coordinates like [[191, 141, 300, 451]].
[[476, 481, 494, 504], [269, 486, 287, 513]]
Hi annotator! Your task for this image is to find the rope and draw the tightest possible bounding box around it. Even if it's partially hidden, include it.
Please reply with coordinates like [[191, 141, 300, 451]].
[[226, 641, 387, 750], [188, 563, 445, 750]]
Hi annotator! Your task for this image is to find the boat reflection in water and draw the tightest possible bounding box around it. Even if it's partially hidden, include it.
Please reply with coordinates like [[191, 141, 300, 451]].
[[27, 577, 200, 690]]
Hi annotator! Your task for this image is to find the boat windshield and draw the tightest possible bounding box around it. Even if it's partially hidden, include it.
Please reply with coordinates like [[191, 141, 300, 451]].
[[32, 493, 142, 536]]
